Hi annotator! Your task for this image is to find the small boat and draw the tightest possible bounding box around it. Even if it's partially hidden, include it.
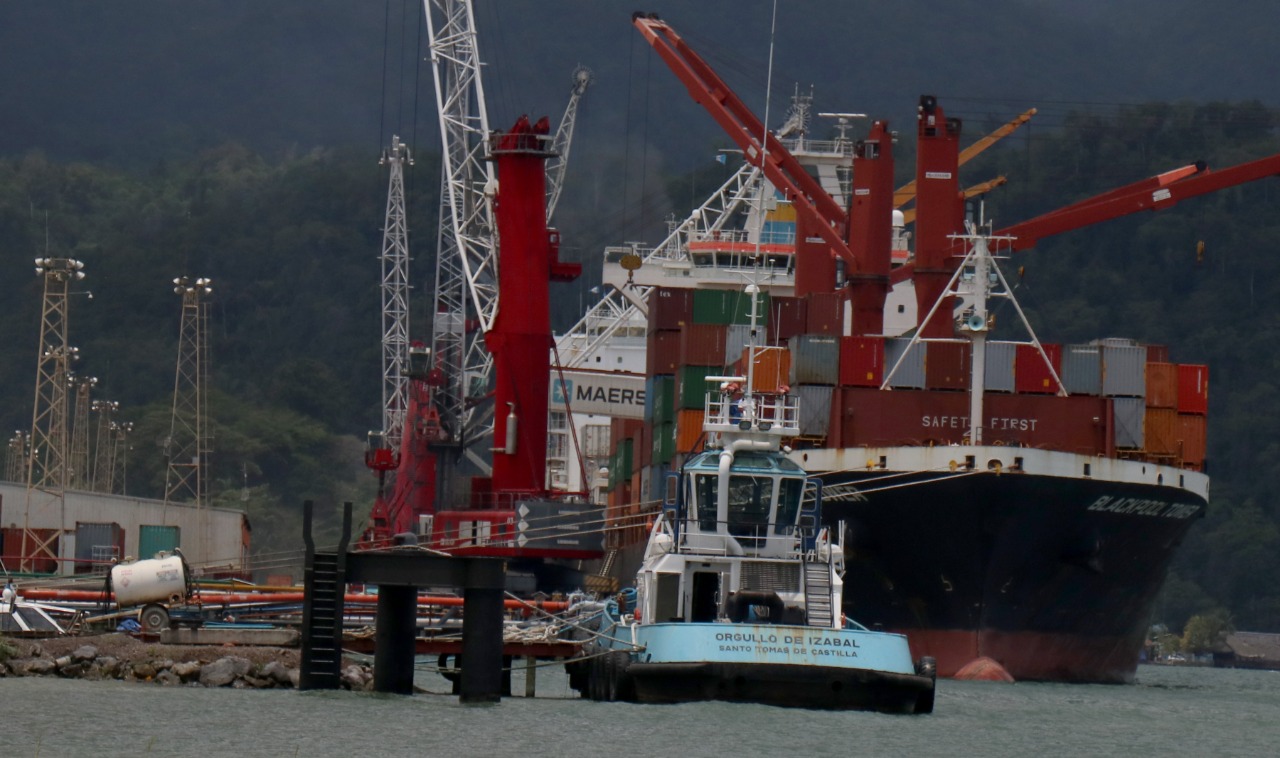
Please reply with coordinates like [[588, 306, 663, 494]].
[[567, 285, 936, 712]]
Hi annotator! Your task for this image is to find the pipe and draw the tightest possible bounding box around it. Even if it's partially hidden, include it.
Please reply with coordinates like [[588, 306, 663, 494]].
[[19, 588, 569, 613]]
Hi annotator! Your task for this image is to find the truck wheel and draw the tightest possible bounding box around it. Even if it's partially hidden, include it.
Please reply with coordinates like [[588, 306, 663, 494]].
[[139, 604, 170, 633]]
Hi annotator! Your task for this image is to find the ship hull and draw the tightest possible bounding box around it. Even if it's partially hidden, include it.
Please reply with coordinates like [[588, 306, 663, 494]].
[[803, 445, 1207, 683]]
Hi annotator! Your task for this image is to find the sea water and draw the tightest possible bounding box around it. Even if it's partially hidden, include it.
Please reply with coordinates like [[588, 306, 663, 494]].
[[5, 664, 1278, 757]]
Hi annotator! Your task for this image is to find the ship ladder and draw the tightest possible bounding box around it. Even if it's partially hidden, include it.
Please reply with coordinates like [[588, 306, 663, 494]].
[[599, 548, 619, 578], [802, 560, 834, 628], [299, 551, 345, 689]]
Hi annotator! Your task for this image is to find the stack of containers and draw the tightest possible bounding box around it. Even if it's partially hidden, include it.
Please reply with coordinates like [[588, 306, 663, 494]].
[[1144, 360, 1177, 456], [789, 334, 839, 439], [1098, 339, 1148, 452], [1177, 364, 1209, 470]]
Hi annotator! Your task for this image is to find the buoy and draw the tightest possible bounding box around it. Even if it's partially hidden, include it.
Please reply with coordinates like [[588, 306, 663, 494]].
[[954, 656, 1015, 682]]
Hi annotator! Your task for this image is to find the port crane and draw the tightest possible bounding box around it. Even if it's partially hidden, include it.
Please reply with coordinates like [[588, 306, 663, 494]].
[[361, 1, 603, 575]]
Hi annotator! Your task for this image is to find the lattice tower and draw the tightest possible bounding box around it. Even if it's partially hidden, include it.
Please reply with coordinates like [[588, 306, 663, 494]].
[[67, 374, 96, 490], [378, 136, 413, 451], [90, 400, 118, 492], [22, 257, 84, 572], [163, 277, 212, 511]]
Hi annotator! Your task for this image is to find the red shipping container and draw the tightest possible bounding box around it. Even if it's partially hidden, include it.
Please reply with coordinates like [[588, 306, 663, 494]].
[[1177, 364, 1208, 415], [805, 292, 843, 335], [839, 336, 885, 387], [649, 287, 693, 332], [647, 330, 681, 375], [747, 346, 791, 393], [926, 342, 970, 391], [1178, 413, 1207, 469], [679, 323, 728, 367], [1146, 344, 1170, 363], [1145, 363, 1178, 409], [1015, 343, 1062, 394], [769, 297, 808, 342], [2, 527, 60, 574]]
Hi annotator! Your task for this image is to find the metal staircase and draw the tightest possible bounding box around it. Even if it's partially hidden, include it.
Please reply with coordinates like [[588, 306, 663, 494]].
[[299, 501, 350, 690], [803, 560, 834, 628]]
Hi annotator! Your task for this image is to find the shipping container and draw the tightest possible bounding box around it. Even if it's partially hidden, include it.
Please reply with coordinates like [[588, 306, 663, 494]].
[[769, 297, 808, 342], [1145, 363, 1178, 409], [1146, 344, 1170, 363], [1015, 343, 1062, 394], [1101, 343, 1146, 397], [789, 334, 840, 385], [1178, 413, 1207, 470], [1, 528, 60, 574], [741, 346, 791, 393], [1144, 408, 1179, 457], [649, 287, 694, 331], [724, 324, 752, 367], [926, 341, 970, 391], [650, 375, 676, 426], [677, 365, 722, 410], [675, 409, 706, 452], [804, 292, 843, 334], [795, 385, 834, 437], [1177, 364, 1209, 415], [74, 522, 124, 574], [1062, 344, 1102, 395], [651, 422, 675, 467], [692, 289, 770, 326], [884, 338, 926, 389], [839, 336, 885, 388], [679, 323, 729, 367], [985, 341, 1016, 393], [1112, 397, 1145, 450], [138, 525, 181, 560], [646, 330, 681, 375]]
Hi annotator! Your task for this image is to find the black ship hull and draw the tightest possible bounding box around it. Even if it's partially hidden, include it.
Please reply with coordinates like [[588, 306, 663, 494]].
[[807, 445, 1207, 682]]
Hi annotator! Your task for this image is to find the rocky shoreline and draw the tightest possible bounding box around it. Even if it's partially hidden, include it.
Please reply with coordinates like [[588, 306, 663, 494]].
[[0, 633, 375, 690]]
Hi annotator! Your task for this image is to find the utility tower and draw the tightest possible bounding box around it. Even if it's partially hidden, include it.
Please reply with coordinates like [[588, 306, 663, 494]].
[[67, 374, 96, 490], [163, 276, 212, 512], [21, 257, 85, 572], [6, 431, 29, 483], [90, 399, 118, 492], [378, 136, 413, 452]]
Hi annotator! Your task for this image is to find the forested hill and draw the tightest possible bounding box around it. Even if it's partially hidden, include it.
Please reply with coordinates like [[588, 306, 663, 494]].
[[2, 2, 1280, 634]]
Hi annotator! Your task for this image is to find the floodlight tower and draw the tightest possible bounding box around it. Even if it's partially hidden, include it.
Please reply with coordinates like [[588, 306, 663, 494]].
[[6, 431, 28, 483], [90, 399, 118, 492], [67, 374, 97, 489], [163, 276, 212, 512], [21, 256, 84, 572], [377, 135, 413, 453], [112, 421, 133, 496]]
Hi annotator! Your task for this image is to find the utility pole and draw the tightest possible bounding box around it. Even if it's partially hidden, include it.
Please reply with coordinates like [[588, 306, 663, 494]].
[[90, 399, 118, 492], [163, 277, 212, 514], [21, 257, 85, 573]]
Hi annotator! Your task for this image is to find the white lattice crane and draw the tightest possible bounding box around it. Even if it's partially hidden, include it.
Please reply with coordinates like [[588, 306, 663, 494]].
[[546, 66, 593, 222], [377, 136, 413, 452]]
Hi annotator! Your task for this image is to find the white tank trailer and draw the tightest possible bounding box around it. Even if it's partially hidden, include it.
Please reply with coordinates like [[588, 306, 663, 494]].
[[109, 551, 192, 631]]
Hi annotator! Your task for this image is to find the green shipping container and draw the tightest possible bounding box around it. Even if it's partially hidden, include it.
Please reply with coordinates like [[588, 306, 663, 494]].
[[620, 439, 634, 481], [138, 525, 181, 560], [677, 365, 722, 410], [652, 422, 675, 464], [692, 289, 771, 326], [651, 375, 676, 426]]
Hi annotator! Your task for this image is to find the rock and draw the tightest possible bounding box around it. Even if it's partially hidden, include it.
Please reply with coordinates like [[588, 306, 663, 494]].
[[71, 645, 98, 663], [155, 670, 182, 686], [58, 662, 88, 678], [340, 664, 366, 690], [243, 674, 274, 689], [262, 661, 292, 685], [199, 656, 252, 687], [27, 643, 45, 659], [172, 661, 202, 682], [155, 659, 175, 672], [24, 658, 56, 676], [287, 668, 300, 688], [133, 662, 158, 680], [97, 656, 120, 678], [54, 655, 73, 669]]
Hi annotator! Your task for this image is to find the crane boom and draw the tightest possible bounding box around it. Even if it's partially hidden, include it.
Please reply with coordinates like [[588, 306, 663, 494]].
[[546, 66, 593, 222]]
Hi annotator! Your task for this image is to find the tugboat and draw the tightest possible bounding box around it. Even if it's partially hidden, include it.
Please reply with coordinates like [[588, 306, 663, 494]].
[[567, 284, 937, 712]]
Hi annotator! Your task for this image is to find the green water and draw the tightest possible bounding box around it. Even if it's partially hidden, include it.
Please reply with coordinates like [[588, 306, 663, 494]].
[[5, 664, 1277, 757]]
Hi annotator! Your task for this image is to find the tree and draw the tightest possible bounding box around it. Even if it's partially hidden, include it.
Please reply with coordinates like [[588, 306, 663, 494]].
[[1182, 610, 1234, 655]]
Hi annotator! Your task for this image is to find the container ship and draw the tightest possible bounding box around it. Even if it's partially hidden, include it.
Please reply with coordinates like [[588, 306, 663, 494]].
[[544, 15, 1280, 683]]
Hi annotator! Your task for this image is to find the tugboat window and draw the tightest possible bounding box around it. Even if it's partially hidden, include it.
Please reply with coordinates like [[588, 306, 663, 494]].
[[695, 474, 720, 531], [774, 478, 803, 534], [727, 475, 773, 547]]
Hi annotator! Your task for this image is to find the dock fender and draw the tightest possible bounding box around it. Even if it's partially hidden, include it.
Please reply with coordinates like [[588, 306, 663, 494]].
[[726, 591, 785, 623]]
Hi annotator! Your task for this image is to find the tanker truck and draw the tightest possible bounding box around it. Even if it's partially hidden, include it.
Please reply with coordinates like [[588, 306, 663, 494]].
[[108, 549, 196, 632]]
